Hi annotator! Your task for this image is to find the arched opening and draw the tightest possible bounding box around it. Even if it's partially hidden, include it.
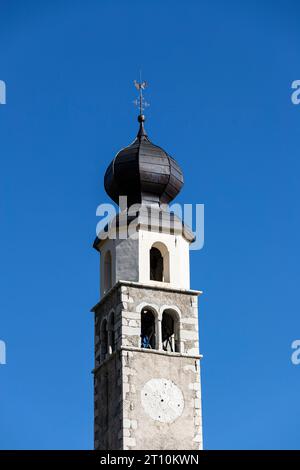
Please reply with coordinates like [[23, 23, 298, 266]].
[[150, 247, 163, 281], [150, 242, 170, 282], [108, 312, 115, 354], [141, 308, 156, 349], [104, 250, 112, 293], [162, 309, 180, 353], [100, 319, 108, 361]]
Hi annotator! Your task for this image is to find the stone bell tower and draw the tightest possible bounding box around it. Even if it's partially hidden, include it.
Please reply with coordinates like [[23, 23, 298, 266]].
[[92, 90, 203, 450]]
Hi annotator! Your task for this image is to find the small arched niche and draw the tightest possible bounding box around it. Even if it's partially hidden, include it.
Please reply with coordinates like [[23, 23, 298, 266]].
[[108, 311, 115, 354], [141, 308, 156, 349], [100, 318, 108, 361], [162, 309, 181, 353], [104, 250, 112, 293], [150, 242, 170, 283]]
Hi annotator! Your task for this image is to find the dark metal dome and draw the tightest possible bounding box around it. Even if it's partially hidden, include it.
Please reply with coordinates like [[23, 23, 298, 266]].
[[104, 115, 184, 207]]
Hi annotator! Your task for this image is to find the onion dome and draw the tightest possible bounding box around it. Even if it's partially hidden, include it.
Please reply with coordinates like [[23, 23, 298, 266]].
[[104, 115, 184, 207]]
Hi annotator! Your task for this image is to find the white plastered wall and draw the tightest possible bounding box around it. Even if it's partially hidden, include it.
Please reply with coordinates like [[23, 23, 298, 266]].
[[138, 228, 190, 289], [100, 238, 116, 297], [99, 226, 191, 297]]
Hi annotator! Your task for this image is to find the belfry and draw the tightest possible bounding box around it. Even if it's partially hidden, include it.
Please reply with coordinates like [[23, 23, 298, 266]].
[[92, 83, 203, 450]]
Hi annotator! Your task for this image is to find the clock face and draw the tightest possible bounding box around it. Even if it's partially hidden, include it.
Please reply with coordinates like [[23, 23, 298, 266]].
[[141, 378, 184, 423]]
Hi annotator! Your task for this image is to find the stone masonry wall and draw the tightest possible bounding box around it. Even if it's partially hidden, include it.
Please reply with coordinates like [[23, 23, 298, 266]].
[[94, 287, 123, 450], [93, 281, 203, 450], [121, 349, 202, 450], [120, 283, 200, 356]]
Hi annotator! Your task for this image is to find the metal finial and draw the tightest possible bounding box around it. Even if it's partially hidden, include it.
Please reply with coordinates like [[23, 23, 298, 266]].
[[133, 76, 150, 116]]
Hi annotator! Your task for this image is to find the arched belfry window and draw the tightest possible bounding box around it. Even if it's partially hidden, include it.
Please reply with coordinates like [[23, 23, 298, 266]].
[[104, 250, 112, 293], [141, 308, 156, 349], [150, 248, 163, 281], [150, 242, 170, 283], [100, 319, 108, 361], [162, 309, 180, 353], [108, 312, 115, 354]]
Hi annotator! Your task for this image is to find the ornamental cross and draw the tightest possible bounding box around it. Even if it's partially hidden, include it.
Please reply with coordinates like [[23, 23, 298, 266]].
[[133, 78, 149, 115]]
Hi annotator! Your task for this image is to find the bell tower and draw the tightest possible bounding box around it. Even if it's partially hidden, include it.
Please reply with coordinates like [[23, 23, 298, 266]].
[[92, 93, 203, 450]]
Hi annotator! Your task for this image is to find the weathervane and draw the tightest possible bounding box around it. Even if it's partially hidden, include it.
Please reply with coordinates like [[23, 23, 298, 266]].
[[133, 75, 149, 115]]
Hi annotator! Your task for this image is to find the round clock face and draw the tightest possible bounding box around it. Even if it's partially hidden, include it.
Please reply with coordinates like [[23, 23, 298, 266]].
[[141, 378, 184, 423]]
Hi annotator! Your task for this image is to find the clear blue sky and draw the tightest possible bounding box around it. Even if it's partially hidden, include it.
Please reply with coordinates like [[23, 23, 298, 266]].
[[0, 0, 299, 450]]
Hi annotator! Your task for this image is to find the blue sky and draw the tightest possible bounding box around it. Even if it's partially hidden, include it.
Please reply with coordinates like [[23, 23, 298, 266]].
[[0, 0, 300, 449]]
